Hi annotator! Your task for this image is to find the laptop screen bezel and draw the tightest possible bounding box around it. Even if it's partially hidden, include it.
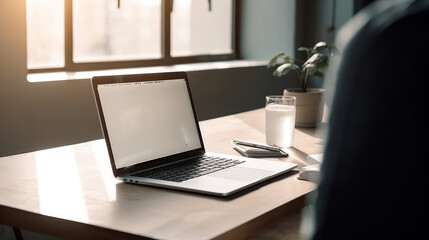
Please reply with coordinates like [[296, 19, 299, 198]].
[[91, 71, 206, 177]]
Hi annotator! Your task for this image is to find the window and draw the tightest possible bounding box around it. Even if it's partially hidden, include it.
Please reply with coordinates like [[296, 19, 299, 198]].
[[26, 0, 239, 73], [26, 0, 65, 69]]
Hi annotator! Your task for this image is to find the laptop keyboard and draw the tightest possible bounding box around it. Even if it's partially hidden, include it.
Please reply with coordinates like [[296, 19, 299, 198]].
[[131, 155, 245, 182]]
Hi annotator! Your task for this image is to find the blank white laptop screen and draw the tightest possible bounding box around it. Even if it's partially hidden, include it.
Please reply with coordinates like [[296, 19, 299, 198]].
[[97, 79, 202, 169]]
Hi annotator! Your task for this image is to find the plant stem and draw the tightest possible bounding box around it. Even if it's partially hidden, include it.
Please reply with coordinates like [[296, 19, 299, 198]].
[[296, 70, 304, 92], [301, 69, 308, 93]]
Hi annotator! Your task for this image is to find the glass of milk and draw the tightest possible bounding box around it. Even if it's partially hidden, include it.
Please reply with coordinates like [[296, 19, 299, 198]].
[[265, 96, 296, 148]]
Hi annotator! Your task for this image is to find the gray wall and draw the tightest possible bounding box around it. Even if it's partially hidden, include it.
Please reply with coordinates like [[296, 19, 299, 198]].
[[241, 0, 296, 60]]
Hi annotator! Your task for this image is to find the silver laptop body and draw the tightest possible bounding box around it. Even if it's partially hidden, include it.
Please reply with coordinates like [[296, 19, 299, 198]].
[[91, 72, 297, 196]]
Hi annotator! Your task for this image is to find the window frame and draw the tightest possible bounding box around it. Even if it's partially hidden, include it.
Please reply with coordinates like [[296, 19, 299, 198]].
[[28, 0, 241, 74]]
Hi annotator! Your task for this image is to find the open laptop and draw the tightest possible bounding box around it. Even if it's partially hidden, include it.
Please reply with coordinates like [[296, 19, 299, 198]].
[[91, 71, 297, 196]]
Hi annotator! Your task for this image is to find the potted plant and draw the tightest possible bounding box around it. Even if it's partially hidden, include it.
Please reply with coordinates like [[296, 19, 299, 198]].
[[267, 41, 337, 127]]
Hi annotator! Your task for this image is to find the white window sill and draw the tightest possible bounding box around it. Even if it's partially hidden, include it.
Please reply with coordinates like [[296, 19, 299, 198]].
[[27, 60, 268, 83]]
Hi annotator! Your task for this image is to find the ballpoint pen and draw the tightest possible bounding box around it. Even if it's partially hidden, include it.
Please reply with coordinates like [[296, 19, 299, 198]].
[[232, 139, 289, 155]]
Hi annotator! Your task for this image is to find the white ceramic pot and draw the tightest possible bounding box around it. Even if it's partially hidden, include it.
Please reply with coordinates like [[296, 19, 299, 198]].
[[283, 88, 325, 127]]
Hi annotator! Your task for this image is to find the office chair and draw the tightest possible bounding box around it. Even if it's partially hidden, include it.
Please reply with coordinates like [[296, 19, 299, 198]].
[[312, 0, 429, 239]]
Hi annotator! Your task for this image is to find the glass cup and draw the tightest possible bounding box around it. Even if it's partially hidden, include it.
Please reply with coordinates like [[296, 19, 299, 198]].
[[265, 96, 296, 148]]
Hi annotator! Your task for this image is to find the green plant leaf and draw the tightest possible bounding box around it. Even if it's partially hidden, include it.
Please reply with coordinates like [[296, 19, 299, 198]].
[[302, 53, 329, 77], [267, 52, 294, 68], [280, 56, 293, 64], [315, 55, 329, 75], [303, 63, 317, 76], [314, 41, 339, 57], [267, 52, 284, 68], [303, 53, 322, 66], [273, 63, 299, 77], [314, 41, 329, 50], [298, 47, 311, 52]]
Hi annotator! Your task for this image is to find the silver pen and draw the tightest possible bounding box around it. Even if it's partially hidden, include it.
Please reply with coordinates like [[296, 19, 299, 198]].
[[232, 140, 288, 155]]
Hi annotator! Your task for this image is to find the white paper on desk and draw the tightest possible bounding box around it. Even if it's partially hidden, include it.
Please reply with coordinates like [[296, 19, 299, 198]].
[[306, 153, 323, 164], [298, 164, 320, 182], [298, 154, 323, 182]]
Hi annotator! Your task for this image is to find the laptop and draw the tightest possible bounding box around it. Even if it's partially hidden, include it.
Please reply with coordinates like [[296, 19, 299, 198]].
[[91, 71, 297, 196]]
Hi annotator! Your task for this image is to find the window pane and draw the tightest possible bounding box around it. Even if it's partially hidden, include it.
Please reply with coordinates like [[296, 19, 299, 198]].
[[171, 0, 233, 57], [73, 0, 161, 63], [26, 0, 65, 69]]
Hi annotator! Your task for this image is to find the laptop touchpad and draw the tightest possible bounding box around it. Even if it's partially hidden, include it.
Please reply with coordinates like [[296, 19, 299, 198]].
[[209, 167, 274, 182]]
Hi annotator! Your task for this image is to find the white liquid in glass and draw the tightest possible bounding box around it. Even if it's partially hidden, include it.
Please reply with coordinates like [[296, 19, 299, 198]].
[[265, 104, 296, 148]]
